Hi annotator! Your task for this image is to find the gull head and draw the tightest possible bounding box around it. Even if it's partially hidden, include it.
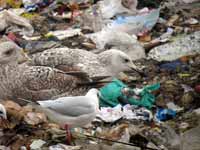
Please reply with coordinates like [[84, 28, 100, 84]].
[[99, 49, 139, 75], [0, 41, 30, 65], [0, 104, 7, 119]]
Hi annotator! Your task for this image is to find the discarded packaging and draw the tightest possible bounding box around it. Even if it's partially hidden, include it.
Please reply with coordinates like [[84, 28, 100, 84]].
[[99, 0, 138, 19], [99, 79, 160, 109], [104, 8, 160, 35], [148, 31, 200, 61], [30, 139, 46, 150], [46, 28, 82, 40], [0, 10, 34, 36], [156, 108, 176, 121], [87, 30, 145, 60]]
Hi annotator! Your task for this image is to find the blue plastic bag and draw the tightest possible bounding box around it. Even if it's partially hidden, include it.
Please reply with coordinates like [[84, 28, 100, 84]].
[[156, 108, 176, 121]]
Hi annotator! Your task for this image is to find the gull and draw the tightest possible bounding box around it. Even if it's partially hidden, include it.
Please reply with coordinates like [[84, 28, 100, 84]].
[[0, 41, 104, 102], [20, 88, 100, 144], [30, 47, 140, 78]]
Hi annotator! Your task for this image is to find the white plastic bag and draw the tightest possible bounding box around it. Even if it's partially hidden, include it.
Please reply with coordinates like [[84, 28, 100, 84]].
[[99, 0, 137, 19], [86, 29, 145, 60], [0, 10, 34, 36], [105, 8, 160, 35], [148, 31, 200, 61]]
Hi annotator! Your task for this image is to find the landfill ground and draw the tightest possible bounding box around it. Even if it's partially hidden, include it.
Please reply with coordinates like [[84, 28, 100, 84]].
[[0, 0, 200, 150]]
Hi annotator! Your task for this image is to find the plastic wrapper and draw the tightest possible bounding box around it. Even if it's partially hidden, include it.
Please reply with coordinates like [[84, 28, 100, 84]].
[[0, 10, 34, 36], [99, 0, 137, 19], [148, 31, 200, 61], [22, 0, 41, 11], [97, 104, 153, 123], [86, 30, 145, 60], [104, 8, 160, 35]]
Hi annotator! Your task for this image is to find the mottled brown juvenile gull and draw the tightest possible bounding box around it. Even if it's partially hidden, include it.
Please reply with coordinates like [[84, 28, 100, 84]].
[[31, 47, 138, 77], [0, 41, 100, 102]]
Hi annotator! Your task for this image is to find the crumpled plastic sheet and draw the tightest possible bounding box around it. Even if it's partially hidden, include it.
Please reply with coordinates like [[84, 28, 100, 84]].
[[46, 28, 82, 40], [25, 41, 61, 54], [23, 0, 51, 12], [148, 31, 200, 61], [104, 8, 160, 35], [99, 79, 160, 109], [99, 0, 138, 19], [155, 108, 176, 121], [0, 10, 34, 36], [159, 60, 189, 72], [23, 0, 41, 12], [96, 104, 153, 123], [49, 144, 81, 150], [180, 0, 200, 3], [86, 29, 145, 60], [30, 139, 46, 150], [166, 102, 183, 112]]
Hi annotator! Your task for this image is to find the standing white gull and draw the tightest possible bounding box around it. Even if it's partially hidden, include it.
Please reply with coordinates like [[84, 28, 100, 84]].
[[30, 48, 139, 77], [36, 88, 99, 127], [20, 88, 100, 144]]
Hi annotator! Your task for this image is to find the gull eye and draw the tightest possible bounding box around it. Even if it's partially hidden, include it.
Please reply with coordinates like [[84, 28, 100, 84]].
[[124, 58, 130, 63], [4, 49, 14, 56]]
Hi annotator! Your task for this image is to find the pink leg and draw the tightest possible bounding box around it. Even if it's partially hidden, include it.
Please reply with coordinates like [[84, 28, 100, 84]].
[[70, 10, 74, 22], [65, 124, 72, 145]]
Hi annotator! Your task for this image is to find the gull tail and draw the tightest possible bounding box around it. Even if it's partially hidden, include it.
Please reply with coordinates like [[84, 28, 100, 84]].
[[57, 70, 90, 81], [17, 98, 45, 113], [17, 98, 41, 106], [91, 75, 111, 81], [78, 75, 111, 87], [78, 80, 110, 88]]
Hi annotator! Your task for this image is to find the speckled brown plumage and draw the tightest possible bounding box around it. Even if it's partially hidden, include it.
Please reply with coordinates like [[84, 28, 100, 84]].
[[30, 47, 137, 77], [0, 42, 91, 102]]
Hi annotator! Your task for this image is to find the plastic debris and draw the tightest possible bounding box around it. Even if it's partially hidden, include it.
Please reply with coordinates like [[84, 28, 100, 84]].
[[99, 79, 160, 109], [49, 144, 81, 150], [159, 60, 189, 72], [166, 102, 183, 112], [6, 0, 22, 8], [24, 112, 47, 125], [25, 41, 61, 54], [195, 85, 200, 93], [0, 1, 199, 150], [96, 105, 123, 122], [97, 104, 153, 123], [30, 139, 46, 150], [156, 108, 176, 121], [0, 10, 34, 36], [148, 31, 200, 61], [87, 30, 145, 60], [99, 0, 138, 19], [46, 28, 82, 40], [104, 8, 160, 35], [180, 0, 200, 4]]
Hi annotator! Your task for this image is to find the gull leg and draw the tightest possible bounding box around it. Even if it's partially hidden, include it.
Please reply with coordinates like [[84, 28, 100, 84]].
[[65, 124, 72, 145], [70, 10, 74, 23]]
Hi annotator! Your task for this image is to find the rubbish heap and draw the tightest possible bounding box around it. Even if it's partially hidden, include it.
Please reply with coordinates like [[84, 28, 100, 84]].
[[0, 0, 200, 150]]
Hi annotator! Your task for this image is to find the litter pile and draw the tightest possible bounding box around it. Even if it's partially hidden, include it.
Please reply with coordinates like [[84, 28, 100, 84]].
[[0, 0, 200, 150]]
